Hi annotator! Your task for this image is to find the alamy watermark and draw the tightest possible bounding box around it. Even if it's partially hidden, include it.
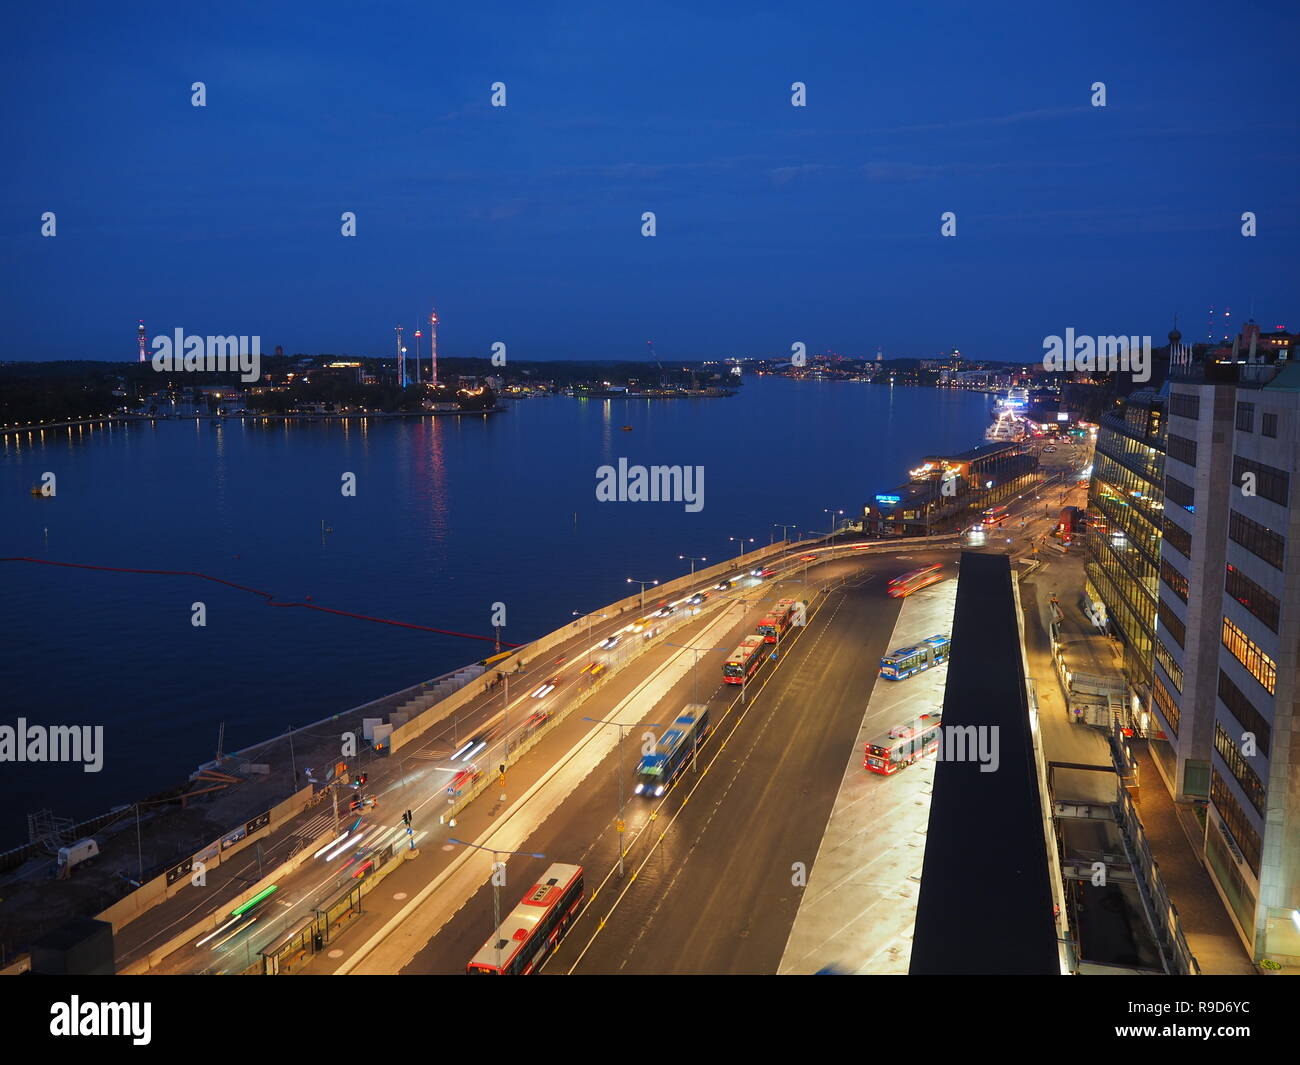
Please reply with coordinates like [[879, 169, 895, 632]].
[[151, 328, 261, 382], [1, 719, 103, 772], [1042, 329, 1150, 383], [936, 723, 1000, 772], [596, 458, 704, 512]]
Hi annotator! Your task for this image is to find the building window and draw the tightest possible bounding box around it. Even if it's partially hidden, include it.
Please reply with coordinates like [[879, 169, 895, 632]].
[[1214, 723, 1267, 816], [1210, 768, 1262, 877], [1160, 556, 1189, 602], [1154, 637, 1183, 691], [1221, 617, 1276, 695], [1236, 402, 1255, 433], [1232, 456, 1289, 507], [1224, 563, 1280, 632], [1262, 412, 1278, 438], [1218, 670, 1271, 757], [1229, 510, 1284, 570], [1165, 475, 1195, 512], [1158, 598, 1186, 648], [1167, 433, 1198, 467], [1152, 674, 1180, 737], [1163, 516, 1193, 559], [1169, 391, 1200, 420]]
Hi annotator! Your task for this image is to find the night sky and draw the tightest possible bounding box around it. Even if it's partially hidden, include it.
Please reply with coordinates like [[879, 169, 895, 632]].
[[5, 1, 1298, 363]]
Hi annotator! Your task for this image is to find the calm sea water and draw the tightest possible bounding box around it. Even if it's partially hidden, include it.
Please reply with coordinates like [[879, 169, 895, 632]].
[[0, 376, 992, 845]]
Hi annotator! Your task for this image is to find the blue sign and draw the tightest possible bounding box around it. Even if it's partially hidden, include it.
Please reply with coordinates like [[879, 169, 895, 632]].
[[875, 494, 901, 506]]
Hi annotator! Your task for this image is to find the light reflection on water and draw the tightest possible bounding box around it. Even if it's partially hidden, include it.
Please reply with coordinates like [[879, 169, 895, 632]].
[[0, 378, 991, 841]]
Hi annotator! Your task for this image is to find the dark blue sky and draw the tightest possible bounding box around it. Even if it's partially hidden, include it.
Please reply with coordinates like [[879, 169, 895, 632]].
[[5, 1, 1298, 363]]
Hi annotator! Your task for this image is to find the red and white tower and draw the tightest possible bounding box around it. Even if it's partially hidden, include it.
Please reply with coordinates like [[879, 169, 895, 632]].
[[138, 320, 147, 362], [396, 324, 405, 387], [429, 308, 438, 388], [414, 329, 422, 385]]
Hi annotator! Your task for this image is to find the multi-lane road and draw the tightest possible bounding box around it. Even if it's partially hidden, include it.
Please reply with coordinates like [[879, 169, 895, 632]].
[[397, 547, 955, 974], [127, 433, 1093, 975]]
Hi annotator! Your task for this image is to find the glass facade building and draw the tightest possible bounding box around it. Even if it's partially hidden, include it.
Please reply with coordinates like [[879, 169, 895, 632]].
[[1085, 387, 1166, 705]]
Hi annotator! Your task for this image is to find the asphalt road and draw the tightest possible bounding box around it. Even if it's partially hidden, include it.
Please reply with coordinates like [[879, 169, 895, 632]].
[[399, 548, 956, 974]]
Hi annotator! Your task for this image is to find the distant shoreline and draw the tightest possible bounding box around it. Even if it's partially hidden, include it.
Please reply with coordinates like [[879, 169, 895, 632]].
[[0, 408, 507, 436]]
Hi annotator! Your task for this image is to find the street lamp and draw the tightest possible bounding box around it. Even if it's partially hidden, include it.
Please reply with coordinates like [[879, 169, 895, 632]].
[[823, 508, 845, 547], [679, 554, 707, 582], [583, 716, 661, 878], [626, 577, 658, 611], [773, 523, 797, 545], [666, 639, 728, 709], [728, 535, 755, 563], [447, 838, 545, 971], [572, 609, 607, 641]]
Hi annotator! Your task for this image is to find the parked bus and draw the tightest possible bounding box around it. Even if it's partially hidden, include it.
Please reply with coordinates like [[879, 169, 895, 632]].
[[886, 564, 944, 599], [864, 713, 944, 774], [756, 598, 803, 643], [977, 504, 1009, 529], [466, 863, 585, 975], [723, 634, 768, 684], [633, 705, 710, 797], [879, 634, 951, 680]]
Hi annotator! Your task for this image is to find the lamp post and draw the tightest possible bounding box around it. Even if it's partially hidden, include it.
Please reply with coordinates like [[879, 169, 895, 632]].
[[679, 554, 707, 584], [666, 639, 728, 709], [572, 609, 607, 642], [773, 523, 797, 546], [583, 716, 661, 878], [626, 577, 658, 611], [727, 535, 755, 564], [823, 508, 845, 547], [501, 665, 532, 754], [447, 838, 545, 971]]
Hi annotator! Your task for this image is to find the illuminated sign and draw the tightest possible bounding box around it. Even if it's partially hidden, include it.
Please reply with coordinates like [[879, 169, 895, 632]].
[[875, 495, 902, 505]]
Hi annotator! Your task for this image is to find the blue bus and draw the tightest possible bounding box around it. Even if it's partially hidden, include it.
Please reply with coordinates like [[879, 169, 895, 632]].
[[879, 634, 951, 681], [633, 705, 710, 798]]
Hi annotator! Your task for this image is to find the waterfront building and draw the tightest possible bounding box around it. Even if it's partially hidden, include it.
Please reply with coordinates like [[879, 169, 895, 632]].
[[865, 440, 1038, 537], [1147, 329, 1300, 965]]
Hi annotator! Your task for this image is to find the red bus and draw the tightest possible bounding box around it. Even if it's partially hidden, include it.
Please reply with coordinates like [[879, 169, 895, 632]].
[[466, 863, 584, 974], [1056, 506, 1084, 544], [723, 634, 767, 684], [864, 713, 943, 774], [887, 564, 943, 598], [977, 504, 1009, 529], [756, 598, 801, 643]]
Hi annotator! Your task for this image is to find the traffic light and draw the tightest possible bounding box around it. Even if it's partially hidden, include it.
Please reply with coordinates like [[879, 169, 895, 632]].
[[402, 809, 412, 827], [352, 773, 367, 788]]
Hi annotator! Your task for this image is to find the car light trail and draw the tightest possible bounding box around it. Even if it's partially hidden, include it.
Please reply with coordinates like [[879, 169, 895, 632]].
[[314, 831, 351, 859], [230, 885, 278, 918]]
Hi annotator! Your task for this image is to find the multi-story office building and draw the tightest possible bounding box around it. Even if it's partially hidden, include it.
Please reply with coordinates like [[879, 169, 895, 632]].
[[1149, 326, 1300, 964], [1085, 379, 1167, 706]]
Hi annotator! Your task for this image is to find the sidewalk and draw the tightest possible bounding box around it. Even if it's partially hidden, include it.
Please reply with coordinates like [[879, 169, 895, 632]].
[[1022, 548, 1255, 976], [1128, 742, 1256, 975]]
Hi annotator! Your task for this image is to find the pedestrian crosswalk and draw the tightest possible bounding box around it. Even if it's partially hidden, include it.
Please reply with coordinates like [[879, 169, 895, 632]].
[[295, 813, 332, 840]]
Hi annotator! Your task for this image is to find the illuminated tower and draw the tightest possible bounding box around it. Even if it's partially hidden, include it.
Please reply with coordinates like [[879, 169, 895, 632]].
[[396, 325, 405, 387], [138, 320, 147, 362], [414, 329, 422, 385], [429, 308, 439, 388]]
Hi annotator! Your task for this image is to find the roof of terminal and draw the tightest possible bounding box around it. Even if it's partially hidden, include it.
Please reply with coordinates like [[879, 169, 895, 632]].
[[908, 550, 1060, 975]]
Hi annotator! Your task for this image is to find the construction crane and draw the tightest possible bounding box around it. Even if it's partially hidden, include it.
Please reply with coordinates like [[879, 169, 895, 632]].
[[647, 340, 668, 389]]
